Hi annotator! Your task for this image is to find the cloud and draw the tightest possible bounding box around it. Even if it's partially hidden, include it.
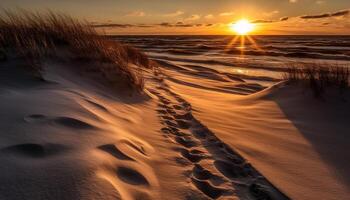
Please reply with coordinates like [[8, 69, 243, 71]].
[[159, 22, 172, 27], [184, 14, 201, 21], [252, 16, 289, 24], [204, 14, 214, 19], [300, 9, 349, 19], [163, 11, 184, 17], [92, 22, 154, 28], [125, 11, 145, 17], [219, 12, 235, 17], [280, 16, 289, 21], [136, 24, 153, 28], [252, 19, 274, 24], [332, 10, 350, 17], [92, 23, 134, 28], [158, 22, 207, 28]]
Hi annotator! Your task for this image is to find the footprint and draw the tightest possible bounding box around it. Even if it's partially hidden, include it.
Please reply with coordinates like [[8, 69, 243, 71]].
[[159, 98, 171, 104], [193, 164, 212, 180], [158, 104, 170, 109], [54, 117, 95, 129], [98, 144, 134, 161], [174, 113, 193, 120], [1, 143, 64, 158], [173, 105, 183, 110], [180, 149, 206, 163], [161, 127, 173, 134], [156, 109, 168, 115], [171, 131, 190, 137], [181, 102, 191, 108], [116, 167, 149, 186], [176, 120, 192, 129], [164, 120, 178, 128], [214, 160, 248, 179], [191, 177, 226, 199], [160, 115, 173, 120], [175, 136, 198, 148], [169, 126, 179, 132]]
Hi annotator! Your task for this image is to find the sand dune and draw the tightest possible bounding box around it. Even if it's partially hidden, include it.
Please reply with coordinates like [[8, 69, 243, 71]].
[[159, 62, 350, 200], [2, 49, 349, 199], [0, 61, 163, 200], [0, 47, 294, 200]]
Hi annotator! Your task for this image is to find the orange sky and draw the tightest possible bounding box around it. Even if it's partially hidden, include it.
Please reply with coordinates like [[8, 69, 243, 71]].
[[1, 0, 350, 35]]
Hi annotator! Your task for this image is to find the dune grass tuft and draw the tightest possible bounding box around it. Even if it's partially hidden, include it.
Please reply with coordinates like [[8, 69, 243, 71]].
[[0, 10, 152, 90], [283, 62, 350, 97]]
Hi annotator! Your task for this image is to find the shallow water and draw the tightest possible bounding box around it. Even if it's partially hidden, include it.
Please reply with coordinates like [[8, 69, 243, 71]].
[[113, 35, 350, 84]]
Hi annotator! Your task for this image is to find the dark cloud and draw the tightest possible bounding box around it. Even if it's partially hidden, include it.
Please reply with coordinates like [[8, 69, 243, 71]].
[[280, 16, 289, 21], [92, 23, 155, 28], [331, 10, 350, 17], [300, 9, 349, 19], [252, 17, 289, 24], [301, 13, 330, 19], [136, 24, 153, 28], [92, 23, 134, 28], [159, 22, 172, 27], [175, 24, 195, 27], [158, 22, 199, 27], [252, 19, 274, 23]]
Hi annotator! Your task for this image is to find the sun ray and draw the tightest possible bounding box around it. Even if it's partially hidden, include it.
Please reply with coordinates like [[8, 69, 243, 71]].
[[246, 35, 263, 52], [225, 35, 240, 51], [240, 35, 245, 56], [226, 19, 264, 57]]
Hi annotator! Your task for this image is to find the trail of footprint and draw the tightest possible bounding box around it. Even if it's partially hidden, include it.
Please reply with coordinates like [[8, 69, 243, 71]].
[[151, 89, 231, 199], [150, 84, 289, 200]]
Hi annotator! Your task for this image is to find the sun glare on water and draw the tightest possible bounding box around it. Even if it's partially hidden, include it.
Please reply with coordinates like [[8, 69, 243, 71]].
[[231, 19, 254, 35]]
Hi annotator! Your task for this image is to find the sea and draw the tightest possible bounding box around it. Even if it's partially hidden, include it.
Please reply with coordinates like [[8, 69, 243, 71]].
[[113, 35, 350, 85]]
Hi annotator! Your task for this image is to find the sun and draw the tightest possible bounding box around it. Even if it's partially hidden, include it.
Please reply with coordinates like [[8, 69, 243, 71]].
[[230, 19, 254, 35]]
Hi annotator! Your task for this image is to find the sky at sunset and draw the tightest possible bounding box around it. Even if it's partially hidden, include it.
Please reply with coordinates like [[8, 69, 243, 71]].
[[1, 0, 350, 35]]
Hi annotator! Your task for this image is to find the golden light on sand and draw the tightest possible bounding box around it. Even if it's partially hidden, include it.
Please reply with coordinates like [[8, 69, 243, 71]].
[[230, 19, 254, 35]]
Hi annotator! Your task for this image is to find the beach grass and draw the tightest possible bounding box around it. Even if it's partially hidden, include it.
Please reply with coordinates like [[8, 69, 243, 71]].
[[283, 63, 350, 97], [0, 10, 152, 90]]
